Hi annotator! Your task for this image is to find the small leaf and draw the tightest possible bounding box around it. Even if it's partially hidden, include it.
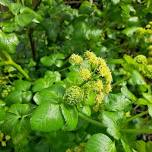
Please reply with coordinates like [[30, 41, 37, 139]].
[[60, 104, 78, 131], [0, 30, 19, 53], [30, 103, 64, 132], [85, 133, 116, 152]]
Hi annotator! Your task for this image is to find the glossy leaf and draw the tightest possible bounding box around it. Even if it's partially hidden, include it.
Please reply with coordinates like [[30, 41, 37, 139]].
[[30, 103, 64, 132], [0, 30, 19, 53], [85, 133, 116, 152], [60, 104, 78, 131]]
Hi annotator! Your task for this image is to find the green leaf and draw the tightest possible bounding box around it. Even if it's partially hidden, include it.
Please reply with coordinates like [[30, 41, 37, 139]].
[[0, 30, 19, 53], [148, 105, 152, 117], [134, 141, 152, 152], [121, 139, 133, 152], [129, 70, 146, 85], [30, 103, 64, 132], [22, 91, 32, 103], [32, 71, 61, 92], [104, 93, 132, 112], [33, 84, 65, 105], [123, 27, 139, 37], [101, 111, 124, 139], [85, 133, 116, 152], [111, 0, 120, 5], [0, 107, 6, 122], [5, 90, 22, 104], [8, 3, 23, 15], [3, 104, 31, 134], [142, 93, 152, 104], [13, 80, 31, 91], [40, 53, 65, 67], [60, 104, 78, 131], [121, 86, 137, 102]]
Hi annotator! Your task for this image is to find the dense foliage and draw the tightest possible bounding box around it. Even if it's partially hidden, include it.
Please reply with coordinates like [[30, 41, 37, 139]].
[[0, 0, 152, 151]]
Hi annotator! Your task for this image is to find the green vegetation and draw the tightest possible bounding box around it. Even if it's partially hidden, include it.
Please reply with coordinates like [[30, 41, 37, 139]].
[[0, 0, 152, 151]]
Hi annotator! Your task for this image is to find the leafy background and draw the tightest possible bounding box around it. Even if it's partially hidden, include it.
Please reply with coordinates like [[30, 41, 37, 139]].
[[0, 0, 152, 152]]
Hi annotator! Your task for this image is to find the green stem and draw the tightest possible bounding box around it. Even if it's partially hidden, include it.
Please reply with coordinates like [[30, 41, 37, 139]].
[[78, 112, 152, 134], [10, 60, 31, 80], [126, 111, 148, 123], [108, 59, 124, 65], [1, 51, 31, 80], [78, 112, 105, 129], [122, 128, 152, 134]]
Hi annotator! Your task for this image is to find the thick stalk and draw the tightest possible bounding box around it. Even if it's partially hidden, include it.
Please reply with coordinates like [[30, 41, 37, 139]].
[[122, 129, 152, 134], [126, 111, 148, 123]]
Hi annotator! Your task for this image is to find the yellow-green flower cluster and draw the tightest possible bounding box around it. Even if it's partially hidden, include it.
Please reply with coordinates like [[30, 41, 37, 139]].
[[64, 86, 83, 105], [134, 55, 147, 65], [97, 59, 112, 85], [137, 23, 152, 34], [143, 65, 152, 79], [0, 132, 11, 147], [94, 80, 103, 92], [133, 54, 152, 79], [84, 51, 99, 65], [79, 68, 91, 80], [69, 54, 83, 65], [68, 51, 112, 111]]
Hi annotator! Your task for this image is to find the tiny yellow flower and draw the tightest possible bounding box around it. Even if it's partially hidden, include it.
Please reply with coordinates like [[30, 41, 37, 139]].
[[105, 83, 112, 94], [98, 65, 108, 77], [95, 80, 103, 92], [84, 51, 98, 65], [98, 57, 107, 67], [79, 68, 91, 80], [96, 92, 104, 103], [64, 86, 83, 105], [69, 54, 83, 65]]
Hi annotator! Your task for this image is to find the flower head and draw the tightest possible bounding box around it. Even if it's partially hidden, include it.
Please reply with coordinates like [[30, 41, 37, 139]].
[[84, 51, 98, 65], [144, 65, 152, 79], [69, 54, 83, 65], [79, 68, 91, 80], [64, 86, 83, 105]]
